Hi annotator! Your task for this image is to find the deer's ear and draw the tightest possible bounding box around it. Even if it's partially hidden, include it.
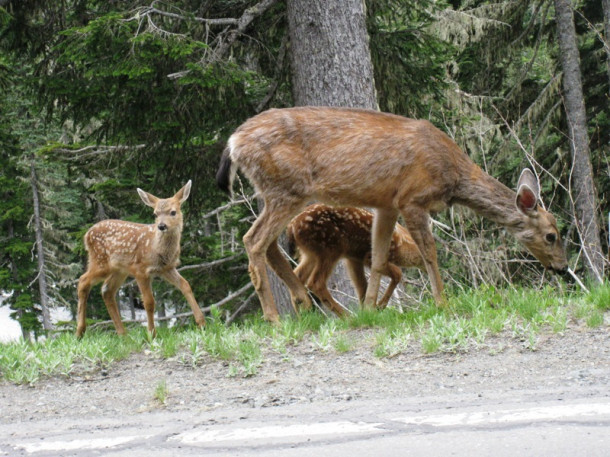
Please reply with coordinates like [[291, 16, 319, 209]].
[[137, 188, 159, 208], [175, 180, 192, 203], [516, 185, 538, 215], [516, 169, 540, 215]]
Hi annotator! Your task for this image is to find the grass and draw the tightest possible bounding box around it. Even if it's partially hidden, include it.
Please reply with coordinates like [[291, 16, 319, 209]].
[[0, 283, 608, 384], [153, 379, 168, 406]]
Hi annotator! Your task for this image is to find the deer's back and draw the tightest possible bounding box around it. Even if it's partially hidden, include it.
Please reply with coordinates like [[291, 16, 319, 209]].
[[84, 220, 154, 271], [230, 107, 470, 210]]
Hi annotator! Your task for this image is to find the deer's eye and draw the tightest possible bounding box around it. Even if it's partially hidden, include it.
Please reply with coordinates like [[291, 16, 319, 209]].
[[153, 212, 158, 217], [170, 210, 177, 216], [545, 233, 556, 243]]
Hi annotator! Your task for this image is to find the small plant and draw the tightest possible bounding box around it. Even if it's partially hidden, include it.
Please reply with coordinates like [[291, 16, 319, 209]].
[[374, 327, 412, 358], [333, 334, 354, 353], [586, 312, 604, 328], [154, 379, 168, 405], [587, 282, 610, 311], [312, 320, 338, 351]]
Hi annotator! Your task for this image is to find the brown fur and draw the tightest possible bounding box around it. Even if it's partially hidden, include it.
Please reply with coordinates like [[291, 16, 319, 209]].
[[76, 181, 206, 337], [286, 204, 424, 314], [218, 107, 568, 322]]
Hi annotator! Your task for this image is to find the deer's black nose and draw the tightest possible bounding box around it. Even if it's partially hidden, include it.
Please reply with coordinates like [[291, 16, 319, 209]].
[[158, 223, 167, 231]]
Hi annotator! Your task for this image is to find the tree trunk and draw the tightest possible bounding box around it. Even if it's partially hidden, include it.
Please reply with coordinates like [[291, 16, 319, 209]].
[[7, 219, 32, 342], [554, 0, 605, 281], [286, 0, 379, 310], [287, 0, 377, 109], [30, 162, 53, 330]]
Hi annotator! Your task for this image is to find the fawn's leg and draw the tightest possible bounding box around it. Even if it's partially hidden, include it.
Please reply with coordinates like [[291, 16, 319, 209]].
[[376, 263, 402, 309], [161, 269, 206, 326], [101, 272, 128, 336], [363, 208, 398, 309], [266, 240, 311, 312], [307, 257, 346, 316], [294, 253, 316, 287], [135, 275, 157, 337], [76, 270, 104, 338], [345, 259, 368, 304]]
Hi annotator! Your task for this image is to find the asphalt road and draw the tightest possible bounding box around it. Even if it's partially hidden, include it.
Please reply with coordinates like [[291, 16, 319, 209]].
[[2, 388, 609, 456]]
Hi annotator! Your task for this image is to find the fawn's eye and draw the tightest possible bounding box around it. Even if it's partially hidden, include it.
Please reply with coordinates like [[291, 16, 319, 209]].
[[545, 233, 556, 243], [170, 210, 177, 216], [153, 212, 158, 217]]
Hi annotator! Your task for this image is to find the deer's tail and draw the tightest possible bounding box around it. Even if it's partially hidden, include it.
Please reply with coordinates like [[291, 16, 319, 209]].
[[216, 144, 237, 195]]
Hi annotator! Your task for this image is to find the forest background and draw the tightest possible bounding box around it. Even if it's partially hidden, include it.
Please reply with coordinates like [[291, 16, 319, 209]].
[[0, 0, 608, 340]]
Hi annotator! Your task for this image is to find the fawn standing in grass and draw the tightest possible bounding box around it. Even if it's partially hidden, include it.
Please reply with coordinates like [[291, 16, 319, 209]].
[[286, 204, 424, 315], [76, 181, 206, 337], [216, 107, 568, 322]]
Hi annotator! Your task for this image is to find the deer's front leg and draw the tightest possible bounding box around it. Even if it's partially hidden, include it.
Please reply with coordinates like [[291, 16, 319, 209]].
[[401, 208, 445, 306], [135, 275, 157, 337], [161, 269, 206, 327], [363, 208, 398, 309]]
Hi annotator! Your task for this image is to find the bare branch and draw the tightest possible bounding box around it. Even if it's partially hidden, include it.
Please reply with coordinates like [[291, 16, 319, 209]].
[[167, 0, 279, 80], [88, 282, 254, 329], [177, 253, 243, 272]]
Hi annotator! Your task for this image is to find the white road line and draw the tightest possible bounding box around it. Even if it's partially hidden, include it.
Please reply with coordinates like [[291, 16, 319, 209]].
[[393, 402, 610, 427], [172, 421, 385, 445], [15, 435, 153, 454]]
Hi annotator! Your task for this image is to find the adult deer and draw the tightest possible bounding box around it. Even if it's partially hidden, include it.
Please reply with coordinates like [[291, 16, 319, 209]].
[[216, 107, 568, 322], [76, 181, 206, 337], [286, 204, 424, 314]]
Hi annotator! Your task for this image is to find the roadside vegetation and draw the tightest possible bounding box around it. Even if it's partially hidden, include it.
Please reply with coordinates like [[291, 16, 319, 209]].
[[0, 283, 608, 385]]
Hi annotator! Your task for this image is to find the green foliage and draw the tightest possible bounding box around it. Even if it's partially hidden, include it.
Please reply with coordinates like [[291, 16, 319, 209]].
[[0, 0, 608, 336], [367, 0, 452, 117], [1, 285, 607, 384]]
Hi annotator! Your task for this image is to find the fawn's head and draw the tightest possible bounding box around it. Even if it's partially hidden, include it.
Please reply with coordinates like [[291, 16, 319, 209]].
[[137, 180, 192, 234], [513, 170, 568, 274]]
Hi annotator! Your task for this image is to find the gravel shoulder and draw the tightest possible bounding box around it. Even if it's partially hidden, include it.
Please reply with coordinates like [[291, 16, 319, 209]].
[[1, 323, 609, 425]]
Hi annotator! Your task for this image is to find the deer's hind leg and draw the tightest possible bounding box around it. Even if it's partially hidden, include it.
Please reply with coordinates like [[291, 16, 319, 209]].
[[363, 208, 398, 309], [243, 199, 310, 322], [101, 272, 128, 336], [135, 275, 157, 337], [76, 269, 106, 338]]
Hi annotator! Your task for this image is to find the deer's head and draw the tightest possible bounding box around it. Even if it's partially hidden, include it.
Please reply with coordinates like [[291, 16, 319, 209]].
[[137, 180, 192, 234], [514, 170, 568, 274]]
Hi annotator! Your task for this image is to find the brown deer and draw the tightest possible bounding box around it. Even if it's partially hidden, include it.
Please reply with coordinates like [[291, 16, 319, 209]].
[[76, 181, 206, 337], [286, 204, 424, 314], [216, 107, 568, 322]]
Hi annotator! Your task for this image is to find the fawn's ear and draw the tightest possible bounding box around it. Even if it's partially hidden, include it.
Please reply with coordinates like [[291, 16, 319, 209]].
[[175, 180, 192, 203], [515, 169, 540, 216], [137, 188, 159, 208]]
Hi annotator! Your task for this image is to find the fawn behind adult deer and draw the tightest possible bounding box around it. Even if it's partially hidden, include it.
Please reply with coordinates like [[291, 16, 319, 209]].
[[286, 204, 424, 314], [76, 180, 206, 337], [216, 107, 568, 322]]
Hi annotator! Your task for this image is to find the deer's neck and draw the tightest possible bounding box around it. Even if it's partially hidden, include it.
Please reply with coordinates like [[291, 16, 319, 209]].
[[453, 166, 525, 233], [152, 228, 182, 266]]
